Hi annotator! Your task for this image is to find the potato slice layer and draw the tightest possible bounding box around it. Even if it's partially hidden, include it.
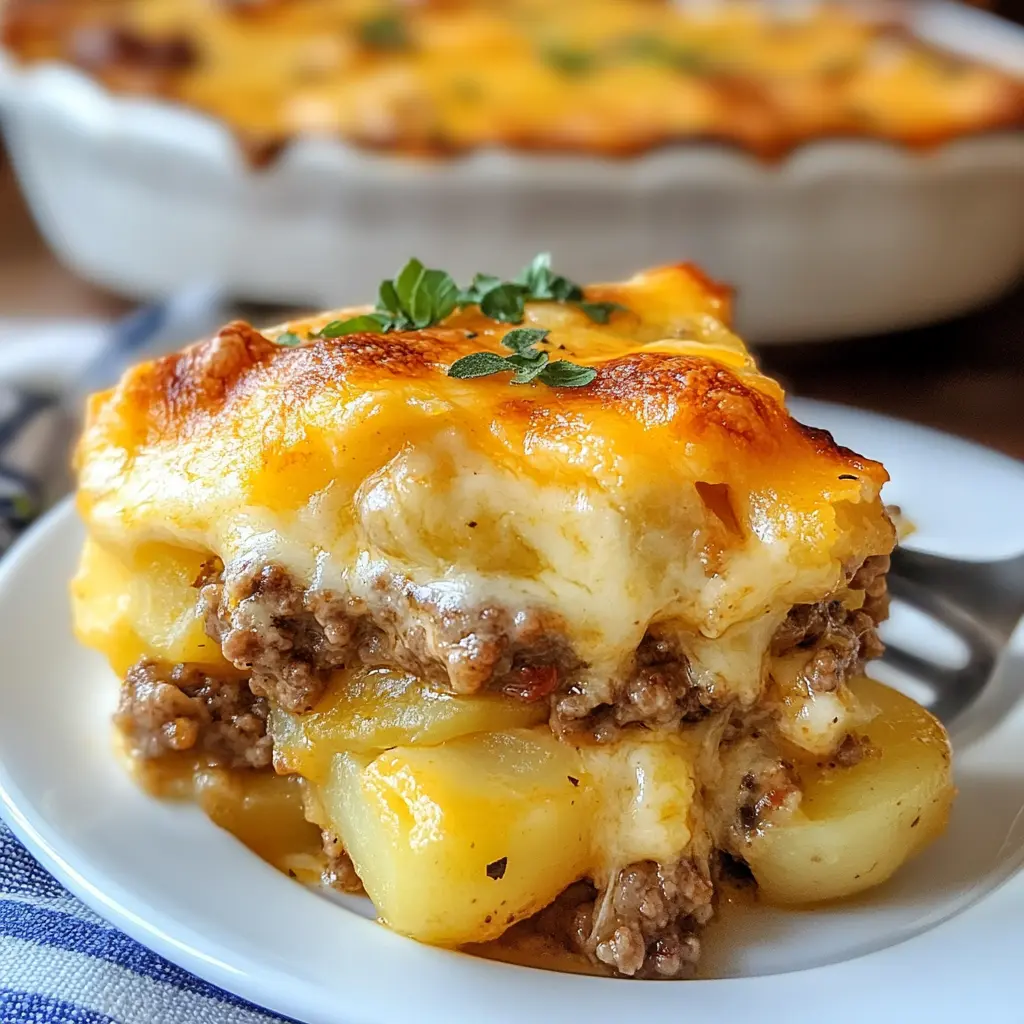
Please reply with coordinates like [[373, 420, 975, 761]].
[[271, 666, 547, 782], [71, 538, 227, 675], [321, 728, 590, 945], [747, 677, 954, 903]]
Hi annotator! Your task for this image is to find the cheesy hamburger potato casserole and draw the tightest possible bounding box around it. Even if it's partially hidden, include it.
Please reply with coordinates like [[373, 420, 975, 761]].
[[71, 256, 954, 978], [4, 0, 1022, 161]]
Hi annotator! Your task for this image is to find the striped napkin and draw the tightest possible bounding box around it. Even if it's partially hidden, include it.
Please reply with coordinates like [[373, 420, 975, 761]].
[[0, 821, 291, 1024], [0, 299, 298, 1023]]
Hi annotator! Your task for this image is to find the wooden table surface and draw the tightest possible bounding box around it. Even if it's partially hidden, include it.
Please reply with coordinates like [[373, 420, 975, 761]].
[[1, 151, 1022, 459]]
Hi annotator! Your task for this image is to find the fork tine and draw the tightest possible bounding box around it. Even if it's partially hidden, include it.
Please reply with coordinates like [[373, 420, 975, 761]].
[[890, 547, 1024, 638], [886, 576, 1012, 649], [882, 547, 1024, 728], [880, 643, 982, 691]]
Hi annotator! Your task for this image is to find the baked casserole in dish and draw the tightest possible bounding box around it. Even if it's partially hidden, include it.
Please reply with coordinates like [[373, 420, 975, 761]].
[[1, 0, 1022, 339], [3, 0, 1022, 159]]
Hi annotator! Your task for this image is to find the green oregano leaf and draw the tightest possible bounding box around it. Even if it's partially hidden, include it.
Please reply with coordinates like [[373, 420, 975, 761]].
[[447, 326, 595, 389], [537, 360, 598, 388], [508, 352, 550, 384], [274, 331, 304, 347], [457, 273, 503, 306], [317, 313, 389, 338], [314, 254, 627, 347], [395, 258, 426, 314], [417, 267, 459, 326], [501, 327, 549, 354], [378, 278, 401, 316], [575, 301, 628, 324], [447, 351, 512, 379], [358, 13, 410, 52], [516, 252, 583, 303], [480, 284, 527, 324]]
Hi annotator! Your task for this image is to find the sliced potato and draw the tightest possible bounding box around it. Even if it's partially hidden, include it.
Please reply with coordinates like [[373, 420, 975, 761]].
[[71, 537, 226, 675], [747, 678, 954, 903], [271, 666, 548, 782], [579, 732, 700, 878], [320, 728, 590, 945]]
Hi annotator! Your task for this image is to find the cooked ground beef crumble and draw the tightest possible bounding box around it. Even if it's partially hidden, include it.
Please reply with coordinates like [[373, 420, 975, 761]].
[[530, 858, 715, 978], [584, 858, 715, 978], [115, 660, 272, 770], [770, 553, 889, 695], [553, 629, 709, 743]]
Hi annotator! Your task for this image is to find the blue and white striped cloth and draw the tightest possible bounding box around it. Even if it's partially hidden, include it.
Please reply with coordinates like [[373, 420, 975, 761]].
[[0, 821, 292, 1024]]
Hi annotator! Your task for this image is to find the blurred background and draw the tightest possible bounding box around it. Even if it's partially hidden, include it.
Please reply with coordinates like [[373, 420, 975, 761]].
[[0, 0, 1021, 475]]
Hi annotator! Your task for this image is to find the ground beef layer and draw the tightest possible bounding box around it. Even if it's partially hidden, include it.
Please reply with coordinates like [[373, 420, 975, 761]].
[[115, 660, 272, 770], [200, 554, 888, 738]]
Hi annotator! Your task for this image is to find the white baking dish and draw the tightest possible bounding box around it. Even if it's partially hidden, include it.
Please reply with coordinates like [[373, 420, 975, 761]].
[[0, 0, 1021, 343]]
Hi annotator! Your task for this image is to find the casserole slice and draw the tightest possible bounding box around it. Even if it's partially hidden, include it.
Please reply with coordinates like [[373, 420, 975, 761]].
[[71, 256, 952, 977]]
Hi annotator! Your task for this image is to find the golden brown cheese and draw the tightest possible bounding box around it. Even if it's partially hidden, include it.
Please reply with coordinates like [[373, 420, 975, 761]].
[[4, 0, 1022, 161], [74, 263, 894, 723]]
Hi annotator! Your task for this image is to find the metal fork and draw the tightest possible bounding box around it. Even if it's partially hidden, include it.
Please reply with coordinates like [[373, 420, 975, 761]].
[[883, 546, 1024, 732]]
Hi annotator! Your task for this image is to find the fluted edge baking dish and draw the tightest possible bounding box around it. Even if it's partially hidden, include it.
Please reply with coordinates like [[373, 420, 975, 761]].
[[0, 0, 1021, 343]]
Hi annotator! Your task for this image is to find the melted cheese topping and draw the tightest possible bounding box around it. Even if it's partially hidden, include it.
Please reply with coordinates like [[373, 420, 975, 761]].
[[74, 262, 894, 708], [5, 0, 1022, 159]]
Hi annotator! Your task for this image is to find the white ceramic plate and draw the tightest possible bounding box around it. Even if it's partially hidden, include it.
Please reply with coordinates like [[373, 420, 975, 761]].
[[1, 2, 1022, 343], [1, 399, 1023, 1024]]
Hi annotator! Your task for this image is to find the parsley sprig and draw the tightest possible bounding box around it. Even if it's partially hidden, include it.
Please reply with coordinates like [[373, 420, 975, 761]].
[[447, 328, 596, 388]]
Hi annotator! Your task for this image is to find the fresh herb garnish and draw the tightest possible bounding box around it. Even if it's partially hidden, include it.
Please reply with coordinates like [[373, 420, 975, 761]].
[[357, 13, 410, 51], [458, 253, 627, 326], [316, 258, 459, 337], [480, 283, 528, 324], [616, 34, 707, 72], [542, 34, 708, 76], [448, 327, 597, 389], [273, 331, 304, 347], [576, 301, 625, 324], [313, 253, 625, 346], [542, 45, 597, 76], [318, 314, 387, 338], [535, 359, 598, 387], [515, 251, 583, 302]]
